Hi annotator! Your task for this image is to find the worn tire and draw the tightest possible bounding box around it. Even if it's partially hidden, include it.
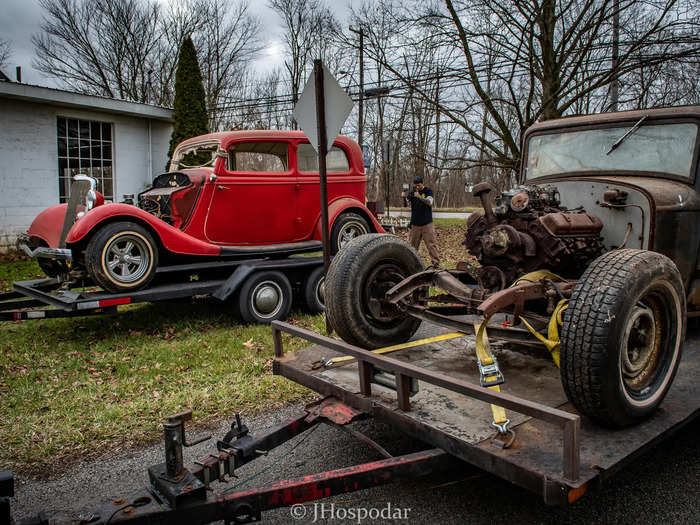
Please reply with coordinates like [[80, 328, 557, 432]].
[[326, 234, 424, 349], [85, 221, 159, 293], [330, 212, 370, 254], [238, 271, 293, 324], [560, 249, 685, 428], [303, 265, 326, 314]]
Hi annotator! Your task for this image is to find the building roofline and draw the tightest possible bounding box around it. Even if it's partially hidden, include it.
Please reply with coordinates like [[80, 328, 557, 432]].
[[0, 81, 173, 121]]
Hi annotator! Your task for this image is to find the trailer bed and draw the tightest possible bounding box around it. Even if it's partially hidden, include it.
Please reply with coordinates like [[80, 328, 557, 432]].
[[0, 257, 323, 321], [272, 321, 700, 504]]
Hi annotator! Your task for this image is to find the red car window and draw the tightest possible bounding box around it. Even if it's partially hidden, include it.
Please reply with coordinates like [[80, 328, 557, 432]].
[[228, 142, 289, 172], [297, 143, 350, 173]]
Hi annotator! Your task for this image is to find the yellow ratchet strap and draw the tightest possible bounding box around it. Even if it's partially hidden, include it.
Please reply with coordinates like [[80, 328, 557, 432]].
[[519, 298, 569, 368], [474, 320, 509, 433], [326, 332, 466, 366]]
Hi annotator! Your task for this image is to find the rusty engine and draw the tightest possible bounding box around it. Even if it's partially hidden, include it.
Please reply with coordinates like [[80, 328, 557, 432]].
[[464, 183, 605, 286]]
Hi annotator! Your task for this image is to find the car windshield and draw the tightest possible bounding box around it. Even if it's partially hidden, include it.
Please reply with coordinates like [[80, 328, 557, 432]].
[[171, 141, 221, 170], [525, 122, 698, 180]]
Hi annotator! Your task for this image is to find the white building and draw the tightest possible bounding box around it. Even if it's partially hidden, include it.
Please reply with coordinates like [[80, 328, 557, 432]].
[[0, 80, 173, 251]]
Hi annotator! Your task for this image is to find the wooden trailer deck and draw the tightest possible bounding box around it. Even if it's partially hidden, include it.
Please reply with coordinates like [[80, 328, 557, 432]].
[[272, 320, 700, 504]]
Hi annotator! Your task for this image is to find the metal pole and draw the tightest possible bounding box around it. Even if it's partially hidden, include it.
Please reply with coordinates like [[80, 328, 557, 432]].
[[314, 59, 333, 333], [358, 30, 364, 147], [610, 0, 619, 112], [349, 27, 364, 147]]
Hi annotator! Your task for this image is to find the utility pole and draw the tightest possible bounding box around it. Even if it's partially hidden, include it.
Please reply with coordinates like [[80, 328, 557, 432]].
[[349, 26, 364, 147], [610, 0, 620, 111]]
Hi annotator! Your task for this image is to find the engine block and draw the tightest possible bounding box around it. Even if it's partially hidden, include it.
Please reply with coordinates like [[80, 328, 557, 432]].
[[464, 184, 604, 284]]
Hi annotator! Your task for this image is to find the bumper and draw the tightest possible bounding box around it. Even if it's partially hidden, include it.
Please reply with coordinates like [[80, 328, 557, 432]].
[[17, 235, 72, 261]]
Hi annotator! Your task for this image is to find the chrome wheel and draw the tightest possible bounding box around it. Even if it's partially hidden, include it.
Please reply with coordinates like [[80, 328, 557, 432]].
[[250, 281, 284, 319], [104, 234, 150, 284], [338, 220, 368, 249]]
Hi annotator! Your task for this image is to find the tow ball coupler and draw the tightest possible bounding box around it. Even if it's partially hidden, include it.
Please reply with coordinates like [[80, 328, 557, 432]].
[[148, 410, 211, 508]]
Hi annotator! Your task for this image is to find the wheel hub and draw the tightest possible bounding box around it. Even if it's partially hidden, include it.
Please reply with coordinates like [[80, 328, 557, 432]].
[[105, 235, 149, 283], [252, 281, 283, 317], [339, 221, 367, 248], [622, 305, 657, 380], [364, 264, 405, 321]]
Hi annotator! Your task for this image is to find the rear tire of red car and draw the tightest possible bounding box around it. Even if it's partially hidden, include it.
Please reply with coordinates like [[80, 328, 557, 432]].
[[331, 212, 370, 254], [303, 265, 326, 314], [238, 271, 293, 324], [85, 221, 159, 293]]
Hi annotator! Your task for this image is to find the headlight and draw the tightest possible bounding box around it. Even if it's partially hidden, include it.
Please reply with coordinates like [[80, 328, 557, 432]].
[[73, 174, 98, 219]]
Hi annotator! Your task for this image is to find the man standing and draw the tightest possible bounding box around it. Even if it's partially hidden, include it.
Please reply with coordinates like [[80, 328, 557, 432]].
[[401, 176, 441, 267]]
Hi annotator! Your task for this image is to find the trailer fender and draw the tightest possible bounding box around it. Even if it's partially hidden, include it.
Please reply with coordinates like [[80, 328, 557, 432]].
[[312, 198, 385, 241], [213, 265, 257, 301], [65, 203, 221, 256]]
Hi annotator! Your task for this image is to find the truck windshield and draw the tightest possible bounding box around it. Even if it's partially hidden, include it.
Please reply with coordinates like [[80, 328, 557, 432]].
[[525, 122, 698, 180]]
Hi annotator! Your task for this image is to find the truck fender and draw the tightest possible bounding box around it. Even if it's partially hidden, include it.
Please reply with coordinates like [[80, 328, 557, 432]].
[[312, 197, 386, 240], [65, 203, 221, 256]]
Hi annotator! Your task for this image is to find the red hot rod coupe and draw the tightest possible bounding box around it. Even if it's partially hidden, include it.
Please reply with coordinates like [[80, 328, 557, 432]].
[[20, 131, 383, 293]]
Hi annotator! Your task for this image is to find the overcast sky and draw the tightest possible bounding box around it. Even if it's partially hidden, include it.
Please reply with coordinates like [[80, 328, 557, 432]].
[[0, 0, 359, 87]]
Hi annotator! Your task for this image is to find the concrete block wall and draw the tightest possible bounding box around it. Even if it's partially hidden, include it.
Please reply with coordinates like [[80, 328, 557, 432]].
[[0, 97, 172, 252]]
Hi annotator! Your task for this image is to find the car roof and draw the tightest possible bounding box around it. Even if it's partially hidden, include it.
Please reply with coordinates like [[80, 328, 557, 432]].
[[176, 130, 359, 150], [524, 105, 700, 137]]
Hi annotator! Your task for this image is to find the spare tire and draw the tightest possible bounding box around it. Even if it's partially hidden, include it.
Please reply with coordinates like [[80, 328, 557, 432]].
[[326, 234, 424, 349], [560, 249, 685, 428]]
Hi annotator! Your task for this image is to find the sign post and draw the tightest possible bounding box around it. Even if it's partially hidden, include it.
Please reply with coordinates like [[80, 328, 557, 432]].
[[313, 59, 332, 277], [293, 60, 354, 333]]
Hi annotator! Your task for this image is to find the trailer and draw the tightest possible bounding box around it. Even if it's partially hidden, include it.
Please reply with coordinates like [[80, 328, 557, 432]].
[[4, 319, 698, 523], [0, 256, 326, 324]]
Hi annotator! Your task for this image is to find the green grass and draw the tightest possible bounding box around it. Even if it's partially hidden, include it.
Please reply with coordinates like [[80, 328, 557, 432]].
[[0, 301, 321, 476], [0, 257, 42, 292], [432, 218, 467, 229], [0, 254, 322, 475]]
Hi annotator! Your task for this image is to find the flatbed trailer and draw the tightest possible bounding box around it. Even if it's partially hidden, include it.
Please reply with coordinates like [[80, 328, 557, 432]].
[[0, 256, 324, 323], [271, 319, 700, 506]]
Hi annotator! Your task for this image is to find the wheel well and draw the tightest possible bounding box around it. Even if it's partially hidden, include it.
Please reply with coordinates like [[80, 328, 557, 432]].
[[68, 216, 164, 259], [336, 207, 377, 232]]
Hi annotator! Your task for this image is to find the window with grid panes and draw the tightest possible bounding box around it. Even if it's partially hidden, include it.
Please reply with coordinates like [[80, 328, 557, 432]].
[[57, 117, 113, 202]]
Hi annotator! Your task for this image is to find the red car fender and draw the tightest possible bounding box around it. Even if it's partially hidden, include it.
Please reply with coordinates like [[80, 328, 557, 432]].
[[311, 197, 386, 241], [65, 203, 221, 256], [27, 204, 69, 247]]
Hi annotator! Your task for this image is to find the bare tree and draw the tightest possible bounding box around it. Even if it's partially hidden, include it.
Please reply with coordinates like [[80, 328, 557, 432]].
[[0, 38, 12, 72], [268, 0, 342, 115], [32, 0, 261, 125], [358, 0, 700, 174]]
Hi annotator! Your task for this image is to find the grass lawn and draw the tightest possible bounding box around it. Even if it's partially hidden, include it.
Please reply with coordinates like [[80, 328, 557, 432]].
[[0, 219, 468, 476]]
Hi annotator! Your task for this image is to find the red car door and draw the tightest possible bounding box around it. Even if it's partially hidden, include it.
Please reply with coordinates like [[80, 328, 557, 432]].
[[204, 140, 297, 244]]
